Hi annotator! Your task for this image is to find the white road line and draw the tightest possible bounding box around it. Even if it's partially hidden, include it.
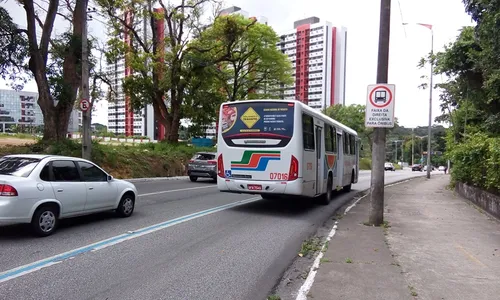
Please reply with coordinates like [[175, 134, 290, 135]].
[[0, 196, 261, 284], [295, 178, 415, 299], [344, 194, 368, 215], [138, 185, 216, 197], [295, 222, 339, 300]]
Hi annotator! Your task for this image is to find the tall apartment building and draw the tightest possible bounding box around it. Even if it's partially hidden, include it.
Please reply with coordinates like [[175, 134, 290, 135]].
[[278, 17, 347, 110], [107, 8, 166, 139], [106, 6, 269, 140]]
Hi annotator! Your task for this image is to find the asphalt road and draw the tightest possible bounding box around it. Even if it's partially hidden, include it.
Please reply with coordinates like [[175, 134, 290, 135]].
[[0, 169, 429, 300]]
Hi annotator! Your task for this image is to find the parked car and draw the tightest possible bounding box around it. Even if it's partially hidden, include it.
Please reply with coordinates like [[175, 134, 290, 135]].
[[0, 154, 137, 236], [438, 166, 446, 171], [384, 162, 396, 171], [187, 152, 217, 182], [423, 165, 435, 172], [412, 164, 423, 172]]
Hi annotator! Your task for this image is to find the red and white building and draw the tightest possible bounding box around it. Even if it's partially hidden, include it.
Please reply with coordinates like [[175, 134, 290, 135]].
[[107, 8, 167, 140], [278, 17, 347, 110]]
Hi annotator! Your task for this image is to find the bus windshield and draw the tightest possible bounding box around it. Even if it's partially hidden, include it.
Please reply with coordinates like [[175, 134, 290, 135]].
[[220, 101, 295, 148]]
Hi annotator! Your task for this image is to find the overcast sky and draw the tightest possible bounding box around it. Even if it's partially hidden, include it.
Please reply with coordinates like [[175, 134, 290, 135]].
[[1, 0, 474, 128]]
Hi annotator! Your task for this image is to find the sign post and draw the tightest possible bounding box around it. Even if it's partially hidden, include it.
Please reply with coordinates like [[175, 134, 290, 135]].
[[368, 0, 392, 227]]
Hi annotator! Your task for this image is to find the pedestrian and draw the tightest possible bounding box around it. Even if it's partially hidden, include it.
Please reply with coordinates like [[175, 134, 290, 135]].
[[444, 166, 447, 174]]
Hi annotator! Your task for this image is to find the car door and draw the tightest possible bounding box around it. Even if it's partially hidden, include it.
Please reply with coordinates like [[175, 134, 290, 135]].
[[77, 161, 117, 211], [48, 160, 87, 215]]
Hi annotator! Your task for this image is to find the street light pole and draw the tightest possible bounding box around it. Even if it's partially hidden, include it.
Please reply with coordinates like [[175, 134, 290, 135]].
[[411, 128, 414, 165], [426, 28, 434, 179], [402, 23, 434, 178]]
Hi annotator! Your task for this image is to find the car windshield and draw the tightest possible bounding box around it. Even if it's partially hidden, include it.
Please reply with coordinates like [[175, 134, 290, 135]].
[[0, 157, 41, 177], [192, 153, 216, 161]]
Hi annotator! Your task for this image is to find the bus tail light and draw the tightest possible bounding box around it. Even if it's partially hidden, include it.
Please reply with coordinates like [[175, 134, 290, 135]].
[[217, 154, 225, 178], [288, 155, 299, 181]]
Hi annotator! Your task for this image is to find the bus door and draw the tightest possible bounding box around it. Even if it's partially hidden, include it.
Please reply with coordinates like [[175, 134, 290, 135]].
[[315, 125, 322, 195], [336, 132, 344, 189]]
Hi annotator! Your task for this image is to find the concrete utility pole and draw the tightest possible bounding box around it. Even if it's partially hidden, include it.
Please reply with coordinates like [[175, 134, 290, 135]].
[[81, 1, 91, 160], [368, 0, 391, 226]]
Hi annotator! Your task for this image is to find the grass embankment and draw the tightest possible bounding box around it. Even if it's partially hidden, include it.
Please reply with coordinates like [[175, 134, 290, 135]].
[[0, 139, 214, 179], [360, 157, 371, 170]]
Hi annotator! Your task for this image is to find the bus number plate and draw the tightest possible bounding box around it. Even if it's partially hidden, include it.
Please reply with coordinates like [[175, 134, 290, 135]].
[[270, 173, 288, 180], [248, 184, 262, 190]]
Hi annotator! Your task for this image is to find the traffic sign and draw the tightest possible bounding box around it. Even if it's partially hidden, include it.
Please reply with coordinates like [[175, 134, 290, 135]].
[[365, 84, 395, 128], [80, 99, 90, 112]]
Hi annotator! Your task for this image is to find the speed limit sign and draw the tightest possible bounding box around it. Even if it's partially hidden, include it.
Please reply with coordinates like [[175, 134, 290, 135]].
[[80, 99, 90, 112]]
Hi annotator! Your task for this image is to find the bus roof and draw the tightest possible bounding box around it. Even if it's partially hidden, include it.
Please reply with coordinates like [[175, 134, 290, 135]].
[[220, 99, 359, 137]]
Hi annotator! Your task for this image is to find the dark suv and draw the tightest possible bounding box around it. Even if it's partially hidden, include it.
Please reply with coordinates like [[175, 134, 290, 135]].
[[187, 152, 217, 182], [411, 164, 423, 172]]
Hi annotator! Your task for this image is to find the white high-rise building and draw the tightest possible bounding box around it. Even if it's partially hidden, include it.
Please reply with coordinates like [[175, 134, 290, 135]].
[[278, 17, 347, 111]]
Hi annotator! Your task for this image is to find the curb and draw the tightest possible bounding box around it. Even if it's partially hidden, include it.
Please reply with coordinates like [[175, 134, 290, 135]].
[[125, 176, 189, 183]]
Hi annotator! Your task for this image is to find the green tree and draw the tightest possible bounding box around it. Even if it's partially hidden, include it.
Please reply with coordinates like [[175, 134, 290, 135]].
[[10, 0, 92, 141], [323, 104, 373, 154], [189, 14, 294, 102], [0, 6, 30, 89], [98, 0, 220, 142]]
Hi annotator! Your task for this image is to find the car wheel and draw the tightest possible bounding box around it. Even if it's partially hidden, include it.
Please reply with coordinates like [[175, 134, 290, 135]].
[[189, 176, 198, 182], [31, 204, 59, 237], [116, 193, 135, 218]]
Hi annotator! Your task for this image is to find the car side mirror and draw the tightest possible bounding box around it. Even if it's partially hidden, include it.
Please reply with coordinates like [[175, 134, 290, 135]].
[[107, 175, 113, 181]]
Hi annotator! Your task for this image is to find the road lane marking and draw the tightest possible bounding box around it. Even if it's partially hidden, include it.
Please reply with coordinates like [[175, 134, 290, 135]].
[[0, 196, 261, 284], [296, 221, 339, 300], [455, 244, 486, 267], [138, 185, 217, 197]]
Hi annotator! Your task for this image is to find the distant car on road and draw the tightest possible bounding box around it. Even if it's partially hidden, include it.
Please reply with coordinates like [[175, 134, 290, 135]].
[[423, 165, 435, 172], [438, 166, 446, 171], [411, 164, 423, 172], [384, 162, 396, 171], [0, 154, 137, 236], [187, 152, 217, 182]]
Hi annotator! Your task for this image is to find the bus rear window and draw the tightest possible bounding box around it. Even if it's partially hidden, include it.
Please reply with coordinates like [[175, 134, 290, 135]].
[[220, 101, 294, 148]]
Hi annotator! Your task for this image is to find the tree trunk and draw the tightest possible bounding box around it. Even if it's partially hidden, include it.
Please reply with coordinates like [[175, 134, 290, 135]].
[[40, 99, 74, 141]]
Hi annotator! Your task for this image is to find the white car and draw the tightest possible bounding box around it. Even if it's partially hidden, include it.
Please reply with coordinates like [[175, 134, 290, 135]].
[[0, 154, 137, 236], [438, 166, 446, 171]]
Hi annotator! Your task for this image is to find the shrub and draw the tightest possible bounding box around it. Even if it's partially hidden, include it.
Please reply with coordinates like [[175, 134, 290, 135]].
[[448, 133, 500, 194]]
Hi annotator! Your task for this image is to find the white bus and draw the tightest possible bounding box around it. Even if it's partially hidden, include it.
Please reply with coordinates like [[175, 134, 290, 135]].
[[216, 99, 359, 204]]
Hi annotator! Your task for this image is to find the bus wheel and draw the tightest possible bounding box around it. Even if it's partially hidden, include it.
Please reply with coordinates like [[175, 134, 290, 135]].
[[319, 176, 333, 205], [344, 172, 354, 192]]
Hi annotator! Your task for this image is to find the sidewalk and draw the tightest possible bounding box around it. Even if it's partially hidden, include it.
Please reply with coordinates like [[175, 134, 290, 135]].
[[308, 175, 500, 300]]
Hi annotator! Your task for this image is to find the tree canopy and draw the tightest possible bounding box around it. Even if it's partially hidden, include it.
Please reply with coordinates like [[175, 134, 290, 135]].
[[0, 6, 30, 89], [189, 14, 293, 102], [422, 0, 500, 193]]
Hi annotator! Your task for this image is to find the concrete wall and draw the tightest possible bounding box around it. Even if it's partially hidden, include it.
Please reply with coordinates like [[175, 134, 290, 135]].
[[456, 182, 500, 220]]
